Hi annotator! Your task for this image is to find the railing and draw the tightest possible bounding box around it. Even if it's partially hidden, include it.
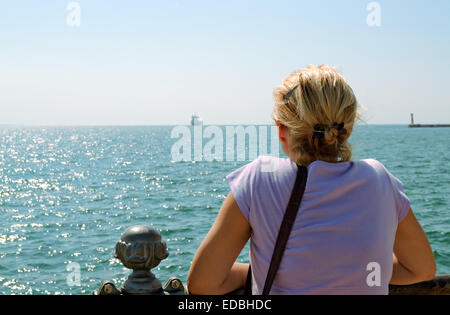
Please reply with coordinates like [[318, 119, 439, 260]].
[[389, 275, 450, 295], [95, 225, 450, 295]]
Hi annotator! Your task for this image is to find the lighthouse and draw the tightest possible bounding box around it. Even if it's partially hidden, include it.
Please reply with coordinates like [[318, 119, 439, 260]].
[[408, 113, 450, 128]]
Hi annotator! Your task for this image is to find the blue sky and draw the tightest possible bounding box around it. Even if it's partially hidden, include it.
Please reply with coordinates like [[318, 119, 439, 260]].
[[0, 0, 449, 125]]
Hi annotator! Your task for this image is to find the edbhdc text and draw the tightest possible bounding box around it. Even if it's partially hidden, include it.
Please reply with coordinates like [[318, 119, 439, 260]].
[[178, 299, 272, 312]]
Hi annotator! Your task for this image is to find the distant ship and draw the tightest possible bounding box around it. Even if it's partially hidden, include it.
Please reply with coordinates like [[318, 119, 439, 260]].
[[190, 113, 203, 126]]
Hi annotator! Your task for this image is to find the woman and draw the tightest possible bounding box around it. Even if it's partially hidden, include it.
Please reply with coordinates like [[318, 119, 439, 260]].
[[187, 65, 436, 295]]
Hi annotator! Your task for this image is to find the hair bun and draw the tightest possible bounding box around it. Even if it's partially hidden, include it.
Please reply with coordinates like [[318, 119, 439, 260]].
[[324, 126, 339, 145]]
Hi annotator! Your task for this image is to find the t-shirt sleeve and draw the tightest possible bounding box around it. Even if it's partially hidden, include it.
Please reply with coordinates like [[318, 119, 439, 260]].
[[368, 159, 411, 223], [374, 162, 411, 223], [387, 171, 411, 222], [225, 159, 260, 222]]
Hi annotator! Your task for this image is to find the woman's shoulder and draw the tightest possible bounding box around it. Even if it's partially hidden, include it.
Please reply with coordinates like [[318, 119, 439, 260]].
[[359, 158, 400, 177], [360, 158, 386, 169], [357, 158, 405, 187], [226, 156, 296, 221], [252, 155, 295, 173], [248, 157, 390, 179], [226, 156, 295, 188], [351, 158, 390, 176], [358, 159, 411, 221]]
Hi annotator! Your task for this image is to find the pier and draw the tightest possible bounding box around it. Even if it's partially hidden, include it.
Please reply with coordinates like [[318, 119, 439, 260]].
[[409, 113, 450, 128]]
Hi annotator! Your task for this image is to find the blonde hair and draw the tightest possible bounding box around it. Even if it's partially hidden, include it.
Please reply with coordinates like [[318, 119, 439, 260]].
[[273, 65, 359, 166]]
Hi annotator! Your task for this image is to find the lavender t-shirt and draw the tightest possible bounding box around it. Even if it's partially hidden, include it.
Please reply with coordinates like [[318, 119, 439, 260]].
[[226, 156, 410, 295]]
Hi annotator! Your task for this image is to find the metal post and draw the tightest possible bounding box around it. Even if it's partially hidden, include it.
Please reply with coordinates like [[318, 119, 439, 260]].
[[95, 225, 187, 295]]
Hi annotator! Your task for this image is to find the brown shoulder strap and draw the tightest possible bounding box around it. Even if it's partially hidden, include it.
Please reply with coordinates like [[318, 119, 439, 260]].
[[244, 264, 252, 295], [262, 165, 308, 295]]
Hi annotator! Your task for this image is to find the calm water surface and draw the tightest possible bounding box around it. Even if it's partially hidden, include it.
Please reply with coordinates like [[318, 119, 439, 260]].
[[0, 125, 449, 294]]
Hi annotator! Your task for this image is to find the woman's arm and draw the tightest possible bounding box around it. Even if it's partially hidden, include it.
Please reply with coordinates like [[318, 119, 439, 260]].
[[187, 191, 251, 295], [390, 208, 436, 285]]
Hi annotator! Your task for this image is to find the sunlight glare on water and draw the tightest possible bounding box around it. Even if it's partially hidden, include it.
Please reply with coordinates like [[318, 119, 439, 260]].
[[0, 125, 448, 294]]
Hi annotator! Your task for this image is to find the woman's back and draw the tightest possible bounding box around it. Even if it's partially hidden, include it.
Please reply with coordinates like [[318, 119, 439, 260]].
[[227, 156, 410, 294], [188, 65, 434, 296]]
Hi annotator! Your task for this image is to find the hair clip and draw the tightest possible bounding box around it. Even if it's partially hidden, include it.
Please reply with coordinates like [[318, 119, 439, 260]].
[[312, 124, 325, 146], [314, 124, 325, 132], [332, 122, 347, 135], [332, 122, 344, 130], [284, 85, 299, 101]]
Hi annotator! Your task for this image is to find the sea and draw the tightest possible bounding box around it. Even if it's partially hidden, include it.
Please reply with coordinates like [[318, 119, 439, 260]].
[[0, 125, 449, 294]]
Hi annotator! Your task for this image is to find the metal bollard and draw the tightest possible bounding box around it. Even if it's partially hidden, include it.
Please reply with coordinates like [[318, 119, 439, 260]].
[[95, 225, 187, 295]]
